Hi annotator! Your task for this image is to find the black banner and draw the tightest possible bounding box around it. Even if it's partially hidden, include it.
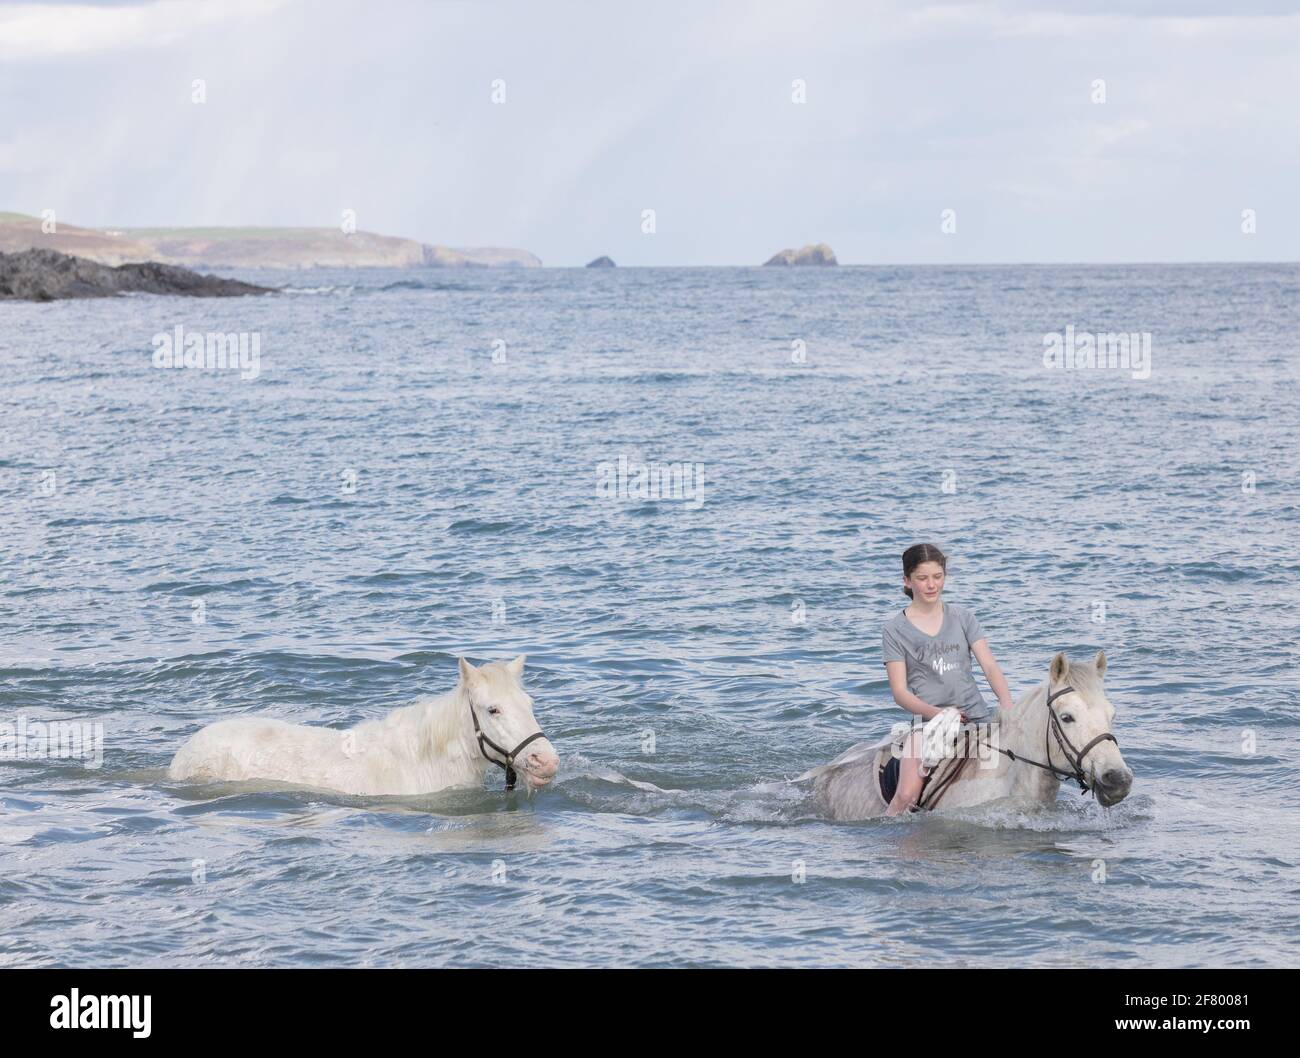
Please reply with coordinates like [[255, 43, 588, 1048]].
[[2, 967, 1289, 1044]]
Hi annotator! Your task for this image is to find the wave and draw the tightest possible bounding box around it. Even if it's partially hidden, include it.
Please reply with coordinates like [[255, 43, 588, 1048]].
[[375, 279, 473, 293]]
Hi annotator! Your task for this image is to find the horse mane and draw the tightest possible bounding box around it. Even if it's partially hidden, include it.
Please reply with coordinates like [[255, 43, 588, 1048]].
[[408, 659, 524, 757], [416, 683, 473, 757]]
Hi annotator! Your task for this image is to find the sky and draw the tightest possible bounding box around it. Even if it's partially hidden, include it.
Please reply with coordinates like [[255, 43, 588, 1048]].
[[1, 0, 1298, 265]]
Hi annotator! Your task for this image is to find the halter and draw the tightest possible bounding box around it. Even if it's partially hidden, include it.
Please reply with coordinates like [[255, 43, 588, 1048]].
[[468, 700, 549, 791]]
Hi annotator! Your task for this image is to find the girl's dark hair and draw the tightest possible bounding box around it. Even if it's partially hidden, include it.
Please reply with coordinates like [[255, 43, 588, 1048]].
[[901, 543, 947, 599]]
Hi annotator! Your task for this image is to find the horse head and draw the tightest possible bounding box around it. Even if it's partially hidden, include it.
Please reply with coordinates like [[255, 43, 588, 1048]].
[[1045, 650, 1132, 807], [458, 656, 559, 790]]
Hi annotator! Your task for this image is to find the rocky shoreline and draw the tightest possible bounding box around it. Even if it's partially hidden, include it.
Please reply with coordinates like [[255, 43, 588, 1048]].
[[0, 248, 274, 302]]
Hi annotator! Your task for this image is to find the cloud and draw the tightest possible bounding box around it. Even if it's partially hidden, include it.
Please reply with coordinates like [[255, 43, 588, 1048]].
[[1, 0, 1296, 262], [0, 0, 288, 60]]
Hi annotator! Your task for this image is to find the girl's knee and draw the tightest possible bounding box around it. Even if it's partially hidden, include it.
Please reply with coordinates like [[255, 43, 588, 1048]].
[[891, 786, 919, 812]]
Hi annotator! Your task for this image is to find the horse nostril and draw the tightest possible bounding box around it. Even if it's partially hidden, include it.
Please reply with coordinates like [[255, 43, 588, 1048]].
[[527, 752, 558, 775], [1102, 768, 1129, 789]]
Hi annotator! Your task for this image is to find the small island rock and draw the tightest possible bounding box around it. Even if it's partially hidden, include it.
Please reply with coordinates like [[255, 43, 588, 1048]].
[[762, 243, 838, 267]]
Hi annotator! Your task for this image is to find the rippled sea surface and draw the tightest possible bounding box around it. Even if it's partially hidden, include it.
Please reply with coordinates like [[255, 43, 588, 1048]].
[[2, 264, 1298, 967]]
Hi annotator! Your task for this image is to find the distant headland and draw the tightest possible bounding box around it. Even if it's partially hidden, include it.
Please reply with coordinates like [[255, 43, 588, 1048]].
[[0, 214, 852, 271], [0, 212, 541, 270]]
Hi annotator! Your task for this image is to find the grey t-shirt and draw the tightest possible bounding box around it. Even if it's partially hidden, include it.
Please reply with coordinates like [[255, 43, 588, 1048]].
[[881, 602, 991, 719]]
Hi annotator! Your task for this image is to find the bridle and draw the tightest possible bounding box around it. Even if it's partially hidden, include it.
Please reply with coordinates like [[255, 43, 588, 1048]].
[[996, 684, 1119, 795], [468, 701, 549, 791]]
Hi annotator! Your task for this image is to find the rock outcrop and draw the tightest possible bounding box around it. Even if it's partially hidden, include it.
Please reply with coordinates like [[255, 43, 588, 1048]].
[[585, 256, 616, 268], [763, 243, 838, 266], [0, 248, 273, 301]]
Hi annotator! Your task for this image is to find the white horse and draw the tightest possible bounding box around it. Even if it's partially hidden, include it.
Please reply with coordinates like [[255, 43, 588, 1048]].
[[168, 656, 559, 796], [797, 651, 1132, 820]]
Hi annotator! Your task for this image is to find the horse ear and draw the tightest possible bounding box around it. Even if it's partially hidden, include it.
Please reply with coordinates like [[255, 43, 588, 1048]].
[[458, 657, 481, 686], [1049, 652, 1070, 684], [1094, 650, 1107, 678], [506, 654, 526, 679]]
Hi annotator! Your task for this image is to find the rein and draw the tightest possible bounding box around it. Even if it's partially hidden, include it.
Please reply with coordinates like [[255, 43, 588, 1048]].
[[468, 700, 549, 791], [915, 684, 1118, 810]]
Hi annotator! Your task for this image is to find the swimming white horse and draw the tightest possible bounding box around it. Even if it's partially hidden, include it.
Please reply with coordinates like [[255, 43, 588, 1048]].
[[796, 651, 1132, 820], [168, 656, 559, 796]]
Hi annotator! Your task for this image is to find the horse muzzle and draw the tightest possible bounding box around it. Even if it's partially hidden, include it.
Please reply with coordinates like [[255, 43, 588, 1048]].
[[1093, 766, 1133, 807], [517, 746, 560, 789]]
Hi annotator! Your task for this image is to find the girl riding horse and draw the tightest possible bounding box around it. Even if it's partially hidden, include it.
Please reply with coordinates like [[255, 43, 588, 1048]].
[[881, 543, 1016, 815]]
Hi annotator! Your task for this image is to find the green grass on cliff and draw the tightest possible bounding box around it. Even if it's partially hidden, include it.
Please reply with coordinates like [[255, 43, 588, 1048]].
[[120, 226, 346, 239], [1, 215, 346, 239]]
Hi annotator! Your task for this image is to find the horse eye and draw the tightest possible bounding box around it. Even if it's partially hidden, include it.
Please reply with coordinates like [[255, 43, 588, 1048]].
[[488, 707, 502, 716], [1061, 715, 1074, 723]]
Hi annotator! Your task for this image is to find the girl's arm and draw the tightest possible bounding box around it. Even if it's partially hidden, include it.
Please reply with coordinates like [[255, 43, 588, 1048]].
[[970, 638, 1014, 711], [885, 661, 947, 720]]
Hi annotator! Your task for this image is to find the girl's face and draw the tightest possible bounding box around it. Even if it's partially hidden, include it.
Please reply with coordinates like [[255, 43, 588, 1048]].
[[905, 561, 945, 603]]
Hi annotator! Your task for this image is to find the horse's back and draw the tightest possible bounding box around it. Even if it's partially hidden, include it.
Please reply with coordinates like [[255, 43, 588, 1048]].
[[168, 717, 338, 783], [799, 734, 895, 821]]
